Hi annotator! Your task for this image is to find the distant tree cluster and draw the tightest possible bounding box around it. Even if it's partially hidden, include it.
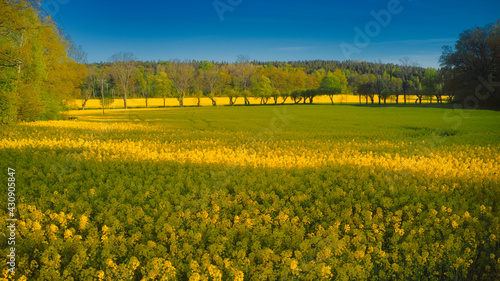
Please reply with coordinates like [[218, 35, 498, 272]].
[[0, 0, 87, 122], [85, 57, 446, 109], [88, 20, 500, 110], [440, 20, 500, 109]]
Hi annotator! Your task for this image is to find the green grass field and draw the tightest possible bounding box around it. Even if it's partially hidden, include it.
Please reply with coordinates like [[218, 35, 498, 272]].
[[69, 105, 499, 145], [1, 105, 499, 280]]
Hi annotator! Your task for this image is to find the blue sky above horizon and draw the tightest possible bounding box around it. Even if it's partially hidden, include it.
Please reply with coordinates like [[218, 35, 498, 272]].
[[42, 0, 499, 68]]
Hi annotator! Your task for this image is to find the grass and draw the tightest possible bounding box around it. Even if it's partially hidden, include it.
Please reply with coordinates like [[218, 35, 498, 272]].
[[68, 105, 500, 145]]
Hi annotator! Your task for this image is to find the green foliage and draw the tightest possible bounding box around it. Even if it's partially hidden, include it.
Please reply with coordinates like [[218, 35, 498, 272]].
[[358, 74, 376, 104], [0, 0, 87, 122], [252, 76, 273, 104], [319, 69, 348, 104], [83, 57, 432, 108], [154, 71, 173, 100], [422, 68, 443, 103], [225, 88, 240, 106], [100, 97, 115, 109], [301, 89, 318, 104], [440, 20, 500, 109], [0, 83, 17, 123]]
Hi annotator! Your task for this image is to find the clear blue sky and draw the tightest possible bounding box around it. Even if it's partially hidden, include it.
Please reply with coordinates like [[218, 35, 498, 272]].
[[42, 0, 500, 68]]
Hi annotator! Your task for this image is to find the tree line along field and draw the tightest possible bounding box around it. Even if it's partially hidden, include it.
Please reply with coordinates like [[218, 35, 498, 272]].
[[3, 0, 498, 124], [1, 105, 499, 280], [68, 95, 432, 110]]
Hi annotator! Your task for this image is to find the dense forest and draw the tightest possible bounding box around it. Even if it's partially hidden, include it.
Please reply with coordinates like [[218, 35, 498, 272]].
[[0, 1, 499, 123]]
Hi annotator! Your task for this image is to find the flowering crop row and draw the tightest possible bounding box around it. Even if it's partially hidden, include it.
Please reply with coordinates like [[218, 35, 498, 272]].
[[0, 106, 498, 280]]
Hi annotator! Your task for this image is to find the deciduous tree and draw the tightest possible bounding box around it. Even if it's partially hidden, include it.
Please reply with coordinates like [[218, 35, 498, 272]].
[[399, 57, 419, 104], [154, 71, 173, 107], [319, 69, 348, 105], [169, 60, 194, 107], [440, 20, 500, 108], [110, 52, 136, 109], [200, 62, 221, 106], [358, 74, 376, 104], [0, 0, 87, 122], [422, 68, 443, 104], [252, 76, 273, 105]]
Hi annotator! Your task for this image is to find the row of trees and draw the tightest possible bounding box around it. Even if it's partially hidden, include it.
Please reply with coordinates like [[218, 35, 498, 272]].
[[0, 0, 87, 122], [84, 20, 500, 110], [353, 67, 446, 105], [84, 55, 447, 109], [1, 1, 497, 122]]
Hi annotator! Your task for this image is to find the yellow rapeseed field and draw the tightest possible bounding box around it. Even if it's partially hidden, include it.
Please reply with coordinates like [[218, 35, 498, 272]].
[[68, 95, 424, 109], [0, 105, 498, 280]]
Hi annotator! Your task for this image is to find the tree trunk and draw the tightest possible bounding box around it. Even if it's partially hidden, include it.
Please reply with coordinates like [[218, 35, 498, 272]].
[[281, 96, 288, 104], [164, 98, 166, 107], [378, 95, 381, 105], [395, 95, 399, 104], [82, 98, 88, 110], [179, 92, 184, 107], [145, 95, 148, 108], [329, 96, 334, 105], [123, 92, 127, 109]]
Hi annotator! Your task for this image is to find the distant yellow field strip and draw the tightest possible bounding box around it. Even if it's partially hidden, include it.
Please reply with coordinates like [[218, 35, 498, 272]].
[[67, 95, 426, 109]]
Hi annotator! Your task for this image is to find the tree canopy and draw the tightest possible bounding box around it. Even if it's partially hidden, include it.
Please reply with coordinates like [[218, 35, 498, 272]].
[[440, 20, 500, 109], [0, 0, 87, 122]]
